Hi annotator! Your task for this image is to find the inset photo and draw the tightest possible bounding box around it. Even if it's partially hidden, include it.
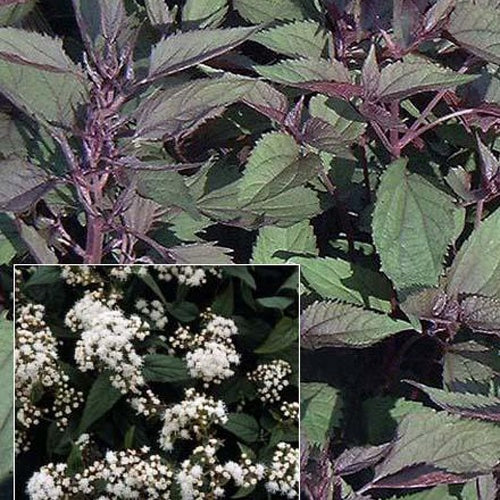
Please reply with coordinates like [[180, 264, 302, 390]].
[[14, 265, 299, 499]]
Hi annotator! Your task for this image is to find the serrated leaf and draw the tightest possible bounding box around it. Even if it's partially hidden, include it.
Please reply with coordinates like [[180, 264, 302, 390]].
[[449, 2, 500, 65], [447, 208, 500, 298], [387, 485, 455, 499], [251, 221, 317, 263], [309, 94, 366, 142], [0, 158, 55, 212], [135, 170, 197, 217], [460, 295, 500, 334], [148, 26, 257, 79], [238, 132, 319, 205], [461, 474, 498, 500], [16, 220, 58, 264], [335, 444, 392, 476], [301, 382, 342, 446], [0, 27, 79, 72], [145, 0, 174, 28], [295, 257, 392, 312], [142, 354, 190, 382], [377, 56, 478, 101], [0, 212, 24, 264], [407, 381, 500, 421], [372, 410, 500, 487], [233, 0, 310, 23], [0, 316, 13, 483], [252, 20, 328, 58], [477, 137, 499, 182], [372, 158, 459, 291], [443, 341, 500, 395], [168, 242, 233, 264], [0, 1, 36, 27], [77, 372, 122, 434], [0, 59, 87, 127], [362, 44, 380, 98], [254, 317, 297, 354], [134, 78, 257, 140], [301, 301, 411, 349], [256, 57, 350, 85], [182, 0, 227, 28], [222, 413, 260, 443]]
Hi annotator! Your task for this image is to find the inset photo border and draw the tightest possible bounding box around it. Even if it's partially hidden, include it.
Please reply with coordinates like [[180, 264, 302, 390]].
[[13, 265, 299, 499]]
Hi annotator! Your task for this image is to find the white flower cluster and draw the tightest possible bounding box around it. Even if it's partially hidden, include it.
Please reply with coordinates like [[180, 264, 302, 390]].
[[160, 388, 227, 451], [61, 265, 102, 286], [65, 291, 149, 394], [176, 439, 266, 499], [265, 443, 299, 498], [26, 447, 173, 499], [155, 266, 221, 287], [16, 304, 83, 451], [129, 388, 162, 417], [280, 402, 299, 422], [248, 359, 292, 403], [135, 298, 168, 329], [171, 310, 240, 386]]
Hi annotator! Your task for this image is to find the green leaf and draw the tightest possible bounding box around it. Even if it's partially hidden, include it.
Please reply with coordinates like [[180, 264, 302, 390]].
[[222, 267, 256, 289], [17, 220, 58, 264], [0, 59, 87, 127], [251, 221, 317, 263], [182, 0, 227, 28], [134, 78, 258, 140], [252, 20, 328, 58], [449, 2, 500, 65], [256, 296, 294, 309], [309, 94, 366, 142], [168, 243, 233, 264], [447, 208, 500, 298], [406, 381, 500, 422], [142, 354, 190, 382], [145, 0, 175, 28], [66, 443, 83, 476], [0, 213, 24, 264], [222, 413, 260, 443], [239, 132, 319, 206], [211, 280, 234, 316], [377, 56, 478, 101], [301, 301, 411, 349], [372, 158, 459, 291], [301, 382, 342, 446], [24, 267, 61, 288], [148, 26, 257, 79], [0, 2, 36, 27], [443, 341, 500, 395], [295, 256, 392, 312], [0, 27, 79, 73], [387, 485, 455, 499], [135, 170, 197, 217], [78, 372, 122, 434], [233, 0, 310, 23], [254, 317, 297, 354], [0, 159, 55, 212], [256, 57, 350, 85], [460, 295, 500, 334], [372, 410, 500, 487], [0, 316, 13, 483]]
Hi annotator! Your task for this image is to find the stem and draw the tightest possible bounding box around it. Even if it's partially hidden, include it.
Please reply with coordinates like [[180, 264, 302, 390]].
[[84, 215, 104, 263], [399, 109, 477, 149], [390, 100, 401, 158], [371, 121, 394, 154], [358, 141, 371, 202]]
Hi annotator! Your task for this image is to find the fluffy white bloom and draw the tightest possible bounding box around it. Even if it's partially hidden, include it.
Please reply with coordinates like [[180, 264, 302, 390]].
[[266, 443, 299, 498], [160, 388, 227, 451], [61, 266, 101, 286], [155, 266, 221, 287], [280, 401, 299, 422], [66, 292, 150, 394], [171, 311, 240, 386], [135, 298, 168, 330], [248, 359, 292, 403]]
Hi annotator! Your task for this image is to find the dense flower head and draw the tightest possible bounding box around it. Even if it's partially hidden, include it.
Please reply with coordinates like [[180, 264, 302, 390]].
[[135, 298, 168, 329], [155, 266, 221, 287], [26, 447, 173, 499], [61, 265, 102, 286], [248, 359, 292, 403], [160, 388, 228, 451], [66, 291, 150, 394], [171, 310, 240, 386], [266, 443, 299, 498], [16, 303, 83, 451]]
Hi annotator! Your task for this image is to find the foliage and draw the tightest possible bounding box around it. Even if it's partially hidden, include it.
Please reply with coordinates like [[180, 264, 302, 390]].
[[14, 265, 299, 499], [0, 1, 499, 498]]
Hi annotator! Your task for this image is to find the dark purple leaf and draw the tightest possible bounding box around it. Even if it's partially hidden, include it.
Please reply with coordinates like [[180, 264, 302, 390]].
[[334, 443, 392, 476]]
